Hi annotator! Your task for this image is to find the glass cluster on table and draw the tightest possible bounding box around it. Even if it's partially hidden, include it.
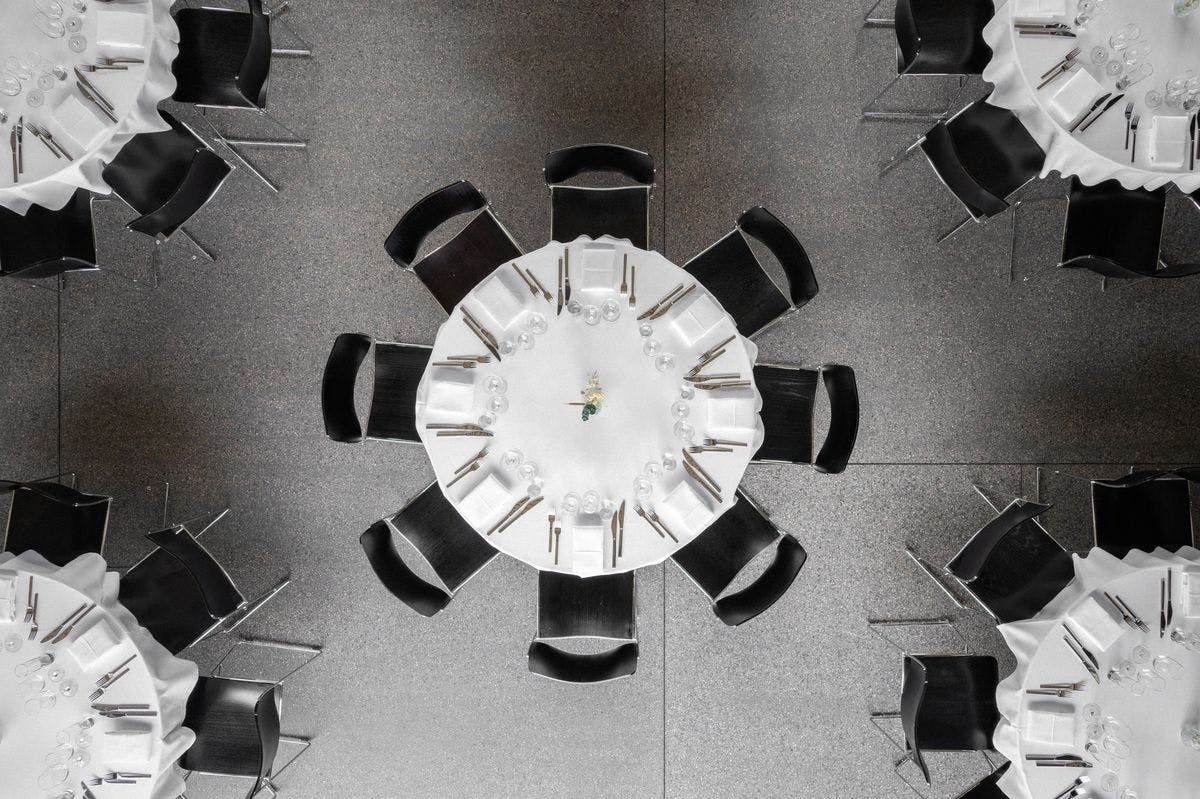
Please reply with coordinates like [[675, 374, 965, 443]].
[[2, 0, 90, 114]]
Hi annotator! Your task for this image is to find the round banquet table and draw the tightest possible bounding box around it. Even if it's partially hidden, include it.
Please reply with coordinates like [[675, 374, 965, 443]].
[[0, 551, 196, 799], [984, 0, 1200, 192], [994, 546, 1200, 799], [0, 0, 179, 214], [414, 235, 765, 577]]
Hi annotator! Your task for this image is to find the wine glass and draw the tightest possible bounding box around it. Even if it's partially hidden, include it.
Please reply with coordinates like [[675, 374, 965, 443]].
[[1117, 63, 1154, 91], [1152, 654, 1184, 680], [1108, 23, 1141, 50]]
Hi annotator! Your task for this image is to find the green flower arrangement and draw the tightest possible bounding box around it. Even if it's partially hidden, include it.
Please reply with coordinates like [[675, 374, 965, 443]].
[[580, 372, 604, 421]]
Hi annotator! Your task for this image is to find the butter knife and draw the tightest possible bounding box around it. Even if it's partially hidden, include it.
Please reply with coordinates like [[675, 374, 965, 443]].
[[618, 500, 626, 557], [611, 512, 619, 568]]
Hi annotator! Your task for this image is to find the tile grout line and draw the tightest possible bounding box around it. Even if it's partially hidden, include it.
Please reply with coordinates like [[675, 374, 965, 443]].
[[660, 1, 668, 797]]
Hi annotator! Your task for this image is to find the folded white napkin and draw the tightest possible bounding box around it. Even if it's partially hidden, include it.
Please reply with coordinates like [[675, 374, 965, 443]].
[[705, 388, 757, 435], [103, 728, 156, 767], [571, 517, 606, 576], [1148, 116, 1189, 169], [95, 6, 147, 48], [669, 291, 725, 346], [1014, 0, 1067, 20], [473, 273, 527, 331], [454, 472, 513, 528], [0, 570, 17, 623], [1182, 568, 1200, 619], [51, 94, 110, 151], [66, 617, 121, 671], [579, 244, 617, 292], [424, 367, 477, 416], [1066, 595, 1125, 653], [1047, 69, 1105, 129], [1023, 703, 1077, 747], [660, 480, 714, 532]]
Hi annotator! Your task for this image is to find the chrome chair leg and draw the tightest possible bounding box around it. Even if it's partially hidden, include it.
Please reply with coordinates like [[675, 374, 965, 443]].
[[938, 214, 977, 244], [879, 136, 924, 179], [863, 0, 895, 27], [221, 575, 293, 634], [868, 617, 971, 654]]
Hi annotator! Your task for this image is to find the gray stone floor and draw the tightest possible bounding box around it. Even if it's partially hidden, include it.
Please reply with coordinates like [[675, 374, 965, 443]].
[[3, 1, 1200, 797]]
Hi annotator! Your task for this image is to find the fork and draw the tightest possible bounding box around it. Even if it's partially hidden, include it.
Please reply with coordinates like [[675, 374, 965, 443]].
[[27, 593, 39, 640], [703, 437, 747, 447], [1123, 101, 1134, 149]]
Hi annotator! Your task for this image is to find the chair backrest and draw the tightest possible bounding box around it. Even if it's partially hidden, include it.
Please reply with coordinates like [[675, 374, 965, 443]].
[[814, 364, 859, 474], [527, 640, 640, 683], [359, 519, 451, 617], [544, 144, 654, 248], [384, 180, 522, 312], [1, 481, 111, 566], [537, 571, 636, 639], [118, 526, 245, 653], [922, 100, 1044, 220], [753, 364, 818, 464], [321, 333, 372, 443], [0, 190, 98, 278], [1092, 470, 1197, 557], [1060, 178, 1166, 278], [672, 490, 808, 626], [684, 206, 818, 338], [365, 342, 431, 442], [386, 482, 497, 593], [958, 763, 1011, 799], [947, 500, 1074, 623], [101, 110, 231, 238], [235, 0, 272, 108], [182, 675, 280, 796], [897, 0, 993, 75], [902, 654, 1000, 771]]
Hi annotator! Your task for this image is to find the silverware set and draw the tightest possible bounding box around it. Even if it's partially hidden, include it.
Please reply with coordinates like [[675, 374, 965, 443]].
[[512, 262, 552, 301], [1188, 115, 1197, 171], [487, 495, 543, 535], [687, 445, 732, 454], [24, 577, 39, 640], [610, 503, 627, 568], [683, 457, 721, 501], [636, 283, 695, 321], [703, 437, 746, 447], [1160, 569, 1174, 638], [1071, 92, 1124, 134], [461, 308, 501, 360], [92, 703, 156, 718], [633, 503, 678, 542], [1102, 591, 1147, 632], [1026, 753, 1092, 768], [432, 360, 476, 368], [41, 601, 96, 645], [84, 773, 151, 786], [446, 354, 491, 363], [1038, 47, 1081, 91], [694, 379, 751, 391], [74, 67, 118, 123], [427, 423, 493, 438], [1052, 776, 1091, 799], [688, 335, 734, 378], [618, 253, 637, 307], [1129, 113, 1140, 164], [10, 118, 23, 183], [1015, 22, 1076, 38], [1062, 624, 1100, 683], [556, 257, 564, 316], [90, 662, 132, 701]]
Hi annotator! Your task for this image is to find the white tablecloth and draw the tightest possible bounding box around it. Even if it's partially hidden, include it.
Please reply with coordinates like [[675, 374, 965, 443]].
[[0, 0, 179, 214], [0, 551, 196, 799], [984, 0, 1200, 192], [414, 235, 765, 577], [995, 546, 1200, 799]]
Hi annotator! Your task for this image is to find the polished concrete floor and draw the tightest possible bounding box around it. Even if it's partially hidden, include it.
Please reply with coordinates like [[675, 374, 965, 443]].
[[3, 1, 1200, 797]]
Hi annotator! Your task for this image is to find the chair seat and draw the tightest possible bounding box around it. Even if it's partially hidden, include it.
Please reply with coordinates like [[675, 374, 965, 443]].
[[172, 7, 261, 108], [0, 190, 97, 278], [551, 185, 649, 248]]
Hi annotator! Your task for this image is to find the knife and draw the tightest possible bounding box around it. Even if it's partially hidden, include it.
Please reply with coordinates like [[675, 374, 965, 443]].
[[15, 117, 23, 174], [75, 81, 118, 122], [1167, 569, 1174, 629], [1160, 578, 1167, 638], [556, 257, 563, 316], [1190, 115, 1196, 171], [611, 512, 619, 568], [74, 67, 114, 111], [1070, 93, 1111, 133], [618, 500, 625, 557], [1079, 93, 1124, 132]]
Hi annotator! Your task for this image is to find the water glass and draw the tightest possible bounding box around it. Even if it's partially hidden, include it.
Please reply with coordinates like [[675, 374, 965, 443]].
[[500, 449, 522, 470], [632, 476, 652, 500], [1109, 23, 1141, 50], [561, 492, 581, 515], [643, 338, 662, 357], [1152, 654, 1184, 680], [1090, 46, 1109, 66], [516, 331, 534, 350], [582, 305, 601, 326], [672, 420, 695, 443], [1082, 703, 1102, 722], [638, 322, 653, 337], [484, 375, 507, 395], [670, 400, 690, 419], [600, 299, 621, 322], [581, 490, 601, 514], [15, 653, 53, 678], [1117, 63, 1154, 91], [1085, 740, 1122, 771], [487, 395, 509, 414], [3, 632, 23, 652], [498, 339, 516, 355], [678, 383, 695, 400], [1136, 668, 1165, 693], [644, 461, 663, 480], [661, 452, 678, 472], [654, 353, 676, 372], [516, 462, 538, 481], [477, 412, 495, 429]]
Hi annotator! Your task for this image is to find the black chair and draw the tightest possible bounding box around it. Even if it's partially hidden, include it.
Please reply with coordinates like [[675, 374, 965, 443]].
[[359, 482, 497, 617], [384, 180, 523, 312], [956, 763, 1010, 799], [1059, 179, 1167, 280], [101, 110, 231, 256], [182, 675, 307, 799], [1091, 469, 1198, 557], [0, 190, 98, 280], [863, 0, 993, 121], [320, 335, 431, 444], [683, 206, 818, 339], [1, 480, 111, 566], [946, 500, 1075, 623], [900, 654, 1000, 785], [882, 100, 1045, 241], [544, 143, 654, 248], [119, 524, 287, 654], [171, 0, 309, 193], [752, 363, 860, 473], [527, 572, 638, 683], [672, 490, 807, 626]]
